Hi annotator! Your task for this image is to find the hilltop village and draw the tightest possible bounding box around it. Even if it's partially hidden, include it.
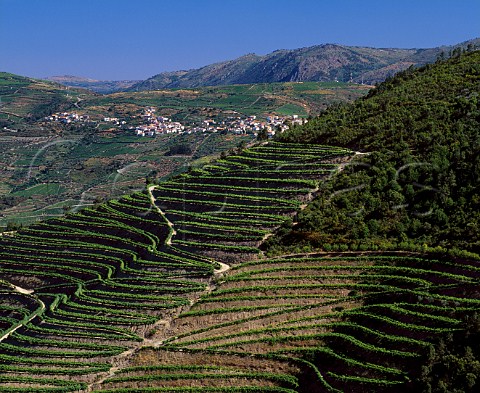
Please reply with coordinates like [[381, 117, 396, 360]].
[[44, 107, 307, 138]]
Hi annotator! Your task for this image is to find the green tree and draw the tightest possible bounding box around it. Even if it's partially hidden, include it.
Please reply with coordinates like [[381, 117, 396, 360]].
[[257, 128, 268, 141]]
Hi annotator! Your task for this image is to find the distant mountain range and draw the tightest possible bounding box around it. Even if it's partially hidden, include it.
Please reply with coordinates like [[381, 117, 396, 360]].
[[47, 38, 479, 93], [44, 75, 139, 94], [129, 38, 479, 91]]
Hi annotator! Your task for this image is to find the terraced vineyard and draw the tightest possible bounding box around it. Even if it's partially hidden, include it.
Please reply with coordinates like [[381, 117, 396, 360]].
[[93, 253, 480, 393], [0, 141, 351, 392], [0, 189, 215, 392], [152, 142, 348, 263], [98, 137, 480, 392], [0, 141, 478, 392]]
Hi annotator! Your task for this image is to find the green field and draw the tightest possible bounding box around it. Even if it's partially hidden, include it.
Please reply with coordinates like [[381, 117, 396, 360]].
[[84, 81, 370, 124], [12, 183, 65, 197], [275, 103, 308, 116]]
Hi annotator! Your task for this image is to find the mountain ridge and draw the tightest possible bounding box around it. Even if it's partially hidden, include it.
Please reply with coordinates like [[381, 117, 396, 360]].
[[41, 38, 479, 93], [129, 38, 480, 90], [46, 75, 100, 83]]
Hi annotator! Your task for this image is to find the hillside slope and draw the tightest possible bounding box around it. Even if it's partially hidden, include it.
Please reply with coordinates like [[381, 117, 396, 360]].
[[0, 142, 353, 392], [0, 136, 478, 392], [0, 72, 94, 134], [271, 50, 480, 255], [130, 38, 480, 91]]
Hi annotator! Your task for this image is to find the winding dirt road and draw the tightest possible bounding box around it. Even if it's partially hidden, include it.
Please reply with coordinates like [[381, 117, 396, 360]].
[[147, 185, 177, 245]]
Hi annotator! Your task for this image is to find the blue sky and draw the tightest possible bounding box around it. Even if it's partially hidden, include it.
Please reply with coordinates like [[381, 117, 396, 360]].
[[0, 0, 478, 80]]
